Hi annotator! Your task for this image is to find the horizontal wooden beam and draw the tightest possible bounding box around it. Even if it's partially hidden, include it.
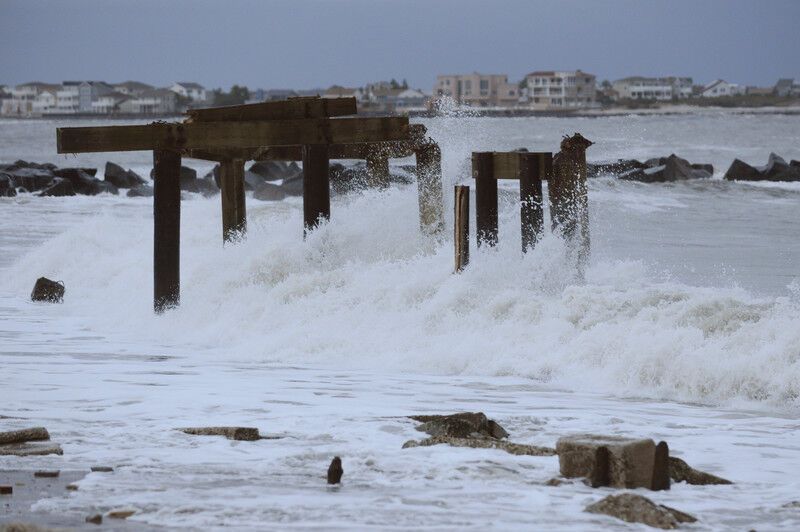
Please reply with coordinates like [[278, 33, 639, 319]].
[[184, 124, 429, 162], [185, 97, 357, 122], [57, 117, 410, 154], [492, 152, 521, 179]]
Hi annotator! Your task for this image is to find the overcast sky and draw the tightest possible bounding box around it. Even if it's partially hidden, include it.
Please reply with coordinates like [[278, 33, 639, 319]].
[[1, 0, 798, 90]]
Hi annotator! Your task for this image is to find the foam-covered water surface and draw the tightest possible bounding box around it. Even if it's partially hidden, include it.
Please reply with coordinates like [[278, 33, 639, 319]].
[[1, 113, 799, 529]]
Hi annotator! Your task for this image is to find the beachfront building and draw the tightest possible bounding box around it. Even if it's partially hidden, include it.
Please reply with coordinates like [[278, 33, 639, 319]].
[[91, 92, 129, 114], [524, 70, 596, 110], [700, 79, 744, 98], [0, 82, 61, 116], [118, 88, 177, 114], [112, 81, 154, 97], [612, 76, 693, 100], [434, 73, 519, 107], [170, 82, 207, 102], [31, 89, 57, 114]]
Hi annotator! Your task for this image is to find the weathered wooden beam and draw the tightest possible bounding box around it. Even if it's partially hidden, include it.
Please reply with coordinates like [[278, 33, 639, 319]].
[[415, 142, 445, 235], [519, 152, 549, 253], [472, 152, 498, 247], [186, 97, 356, 123], [183, 123, 428, 162], [492, 152, 521, 179], [303, 144, 330, 234], [56, 117, 410, 153], [153, 149, 181, 312], [454, 185, 470, 272], [219, 159, 246, 242], [550, 134, 592, 274]]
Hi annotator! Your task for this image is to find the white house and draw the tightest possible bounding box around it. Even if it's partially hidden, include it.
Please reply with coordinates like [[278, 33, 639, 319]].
[[112, 81, 154, 97], [119, 88, 177, 114], [170, 82, 207, 102], [55, 85, 80, 114], [1, 82, 61, 116], [701, 79, 744, 98], [31, 90, 57, 114], [91, 92, 129, 114]]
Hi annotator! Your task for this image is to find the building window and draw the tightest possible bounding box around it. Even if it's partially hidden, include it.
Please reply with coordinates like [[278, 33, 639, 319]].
[[480, 80, 489, 91]]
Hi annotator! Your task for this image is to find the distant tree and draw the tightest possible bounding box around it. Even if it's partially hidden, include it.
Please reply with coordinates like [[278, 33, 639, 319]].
[[212, 85, 250, 106], [601, 79, 612, 89], [390, 78, 400, 89], [401, 78, 408, 89]]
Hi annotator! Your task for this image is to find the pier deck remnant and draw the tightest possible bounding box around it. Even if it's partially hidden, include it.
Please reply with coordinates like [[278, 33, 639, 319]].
[[56, 97, 445, 312]]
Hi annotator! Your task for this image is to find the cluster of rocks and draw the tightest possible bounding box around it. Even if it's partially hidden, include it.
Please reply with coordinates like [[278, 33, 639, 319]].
[[401, 412, 738, 529], [0, 427, 62, 457], [588, 154, 714, 183], [724, 153, 800, 182]]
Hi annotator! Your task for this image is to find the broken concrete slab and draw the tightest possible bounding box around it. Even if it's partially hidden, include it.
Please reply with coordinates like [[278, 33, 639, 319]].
[[409, 412, 509, 440], [556, 434, 668, 490], [179, 426, 260, 441], [585, 493, 696, 529], [0, 427, 50, 445], [669, 456, 732, 485], [403, 435, 556, 457], [0, 443, 63, 457]]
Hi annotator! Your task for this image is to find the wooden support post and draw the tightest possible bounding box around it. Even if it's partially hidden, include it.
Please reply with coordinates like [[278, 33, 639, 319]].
[[366, 151, 390, 188], [153, 149, 181, 312], [415, 142, 445, 235], [302, 144, 330, 234], [472, 152, 498, 247], [550, 134, 593, 272], [519, 152, 550, 253], [454, 185, 470, 272], [219, 158, 246, 242]]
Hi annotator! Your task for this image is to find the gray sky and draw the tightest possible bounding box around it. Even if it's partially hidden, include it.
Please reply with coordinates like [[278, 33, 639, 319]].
[[1, 0, 798, 90]]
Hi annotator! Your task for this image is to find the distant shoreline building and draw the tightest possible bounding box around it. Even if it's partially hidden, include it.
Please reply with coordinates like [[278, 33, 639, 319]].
[[434, 73, 519, 107], [524, 70, 596, 110], [700, 79, 745, 98], [612, 76, 693, 100]]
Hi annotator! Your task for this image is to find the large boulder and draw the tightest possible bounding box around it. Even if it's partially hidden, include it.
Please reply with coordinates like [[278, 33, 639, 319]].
[[253, 182, 287, 201], [587, 159, 647, 178], [556, 434, 669, 490], [4, 167, 55, 191], [409, 412, 509, 440], [151, 165, 217, 196], [621, 154, 712, 183], [669, 456, 731, 485], [37, 178, 75, 197], [103, 162, 145, 188], [0, 174, 16, 197], [126, 184, 154, 197], [585, 494, 696, 530], [30, 278, 64, 303], [2, 160, 57, 172], [55, 168, 118, 195], [281, 173, 304, 196], [248, 161, 298, 182]]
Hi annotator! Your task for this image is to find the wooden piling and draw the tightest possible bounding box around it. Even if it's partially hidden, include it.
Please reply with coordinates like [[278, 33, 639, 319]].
[[472, 152, 498, 247], [550, 134, 593, 270], [366, 150, 390, 188], [219, 158, 246, 242], [519, 152, 549, 252], [415, 143, 445, 235], [302, 144, 330, 234], [153, 149, 181, 312], [454, 185, 470, 272]]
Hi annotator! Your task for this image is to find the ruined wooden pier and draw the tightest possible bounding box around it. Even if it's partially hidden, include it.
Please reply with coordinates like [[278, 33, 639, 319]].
[[56, 97, 445, 312]]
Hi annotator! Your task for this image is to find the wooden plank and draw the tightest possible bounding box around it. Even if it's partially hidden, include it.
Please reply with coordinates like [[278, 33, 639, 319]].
[[519, 152, 549, 252], [492, 152, 521, 179], [220, 159, 246, 242], [303, 144, 330, 234], [454, 185, 470, 272], [56, 117, 410, 153], [415, 142, 445, 235], [153, 149, 181, 312], [472, 152, 498, 247], [186, 97, 357, 122]]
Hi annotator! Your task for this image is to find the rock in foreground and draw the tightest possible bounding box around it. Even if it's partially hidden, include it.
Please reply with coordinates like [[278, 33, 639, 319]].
[[556, 434, 669, 490], [403, 435, 556, 456], [409, 412, 509, 440], [30, 278, 64, 303], [585, 493, 697, 529], [103, 162, 146, 189], [669, 456, 732, 485], [724, 153, 800, 182], [180, 426, 260, 441], [0, 427, 50, 444], [327, 457, 343, 484]]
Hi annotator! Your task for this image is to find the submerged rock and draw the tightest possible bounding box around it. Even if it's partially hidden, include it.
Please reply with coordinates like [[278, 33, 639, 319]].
[[620, 154, 712, 183], [585, 493, 696, 529], [403, 435, 556, 456], [669, 456, 731, 485], [410, 412, 509, 440], [31, 278, 64, 303], [253, 182, 287, 201], [327, 457, 343, 484], [0, 173, 17, 197], [37, 177, 75, 197], [180, 426, 260, 441], [6, 167, 56, 191], [103, 162, 145, 188], [55, 168, 118, 195], [587, 159, 647, 178], [0, 443, 63, 456], [126, 184, 154, 197]]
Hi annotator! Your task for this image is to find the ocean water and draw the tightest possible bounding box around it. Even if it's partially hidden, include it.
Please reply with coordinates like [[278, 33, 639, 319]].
[[1, 112, 799, 530]]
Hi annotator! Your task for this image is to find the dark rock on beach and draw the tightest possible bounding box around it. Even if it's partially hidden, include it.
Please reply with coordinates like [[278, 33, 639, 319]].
[[585, 493, 697, 529], [4, 167, 55, 192], [410, 412, 509, 440], [180, 426, 261, 441], [724, 153, 800, 182], [55, 168, 118, 195], [0, 427, 51, 444], [103, 162, 146, 188], [126, 184, 154, 197], [37, 178, 75, 197], [669, 456, 732, 485], [31, 278, 64, 303], [253, 182, 287, 201], [620, 154, 713, 183], [0, 174, 17, 197], [327, 457, 343, 484], [403, 435, 556, 456], [587, 159, 647, 178]]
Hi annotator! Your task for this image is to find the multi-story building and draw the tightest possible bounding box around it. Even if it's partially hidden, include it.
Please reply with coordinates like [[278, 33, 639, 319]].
[[112, 81, 154, 97], [118, 88, 177, 114], [170, 82, 207, 102], [524, 70, 596, 110], [434, 73, 519, 107], [612, 76, 693, 100], [1, 82, 61, 115]]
